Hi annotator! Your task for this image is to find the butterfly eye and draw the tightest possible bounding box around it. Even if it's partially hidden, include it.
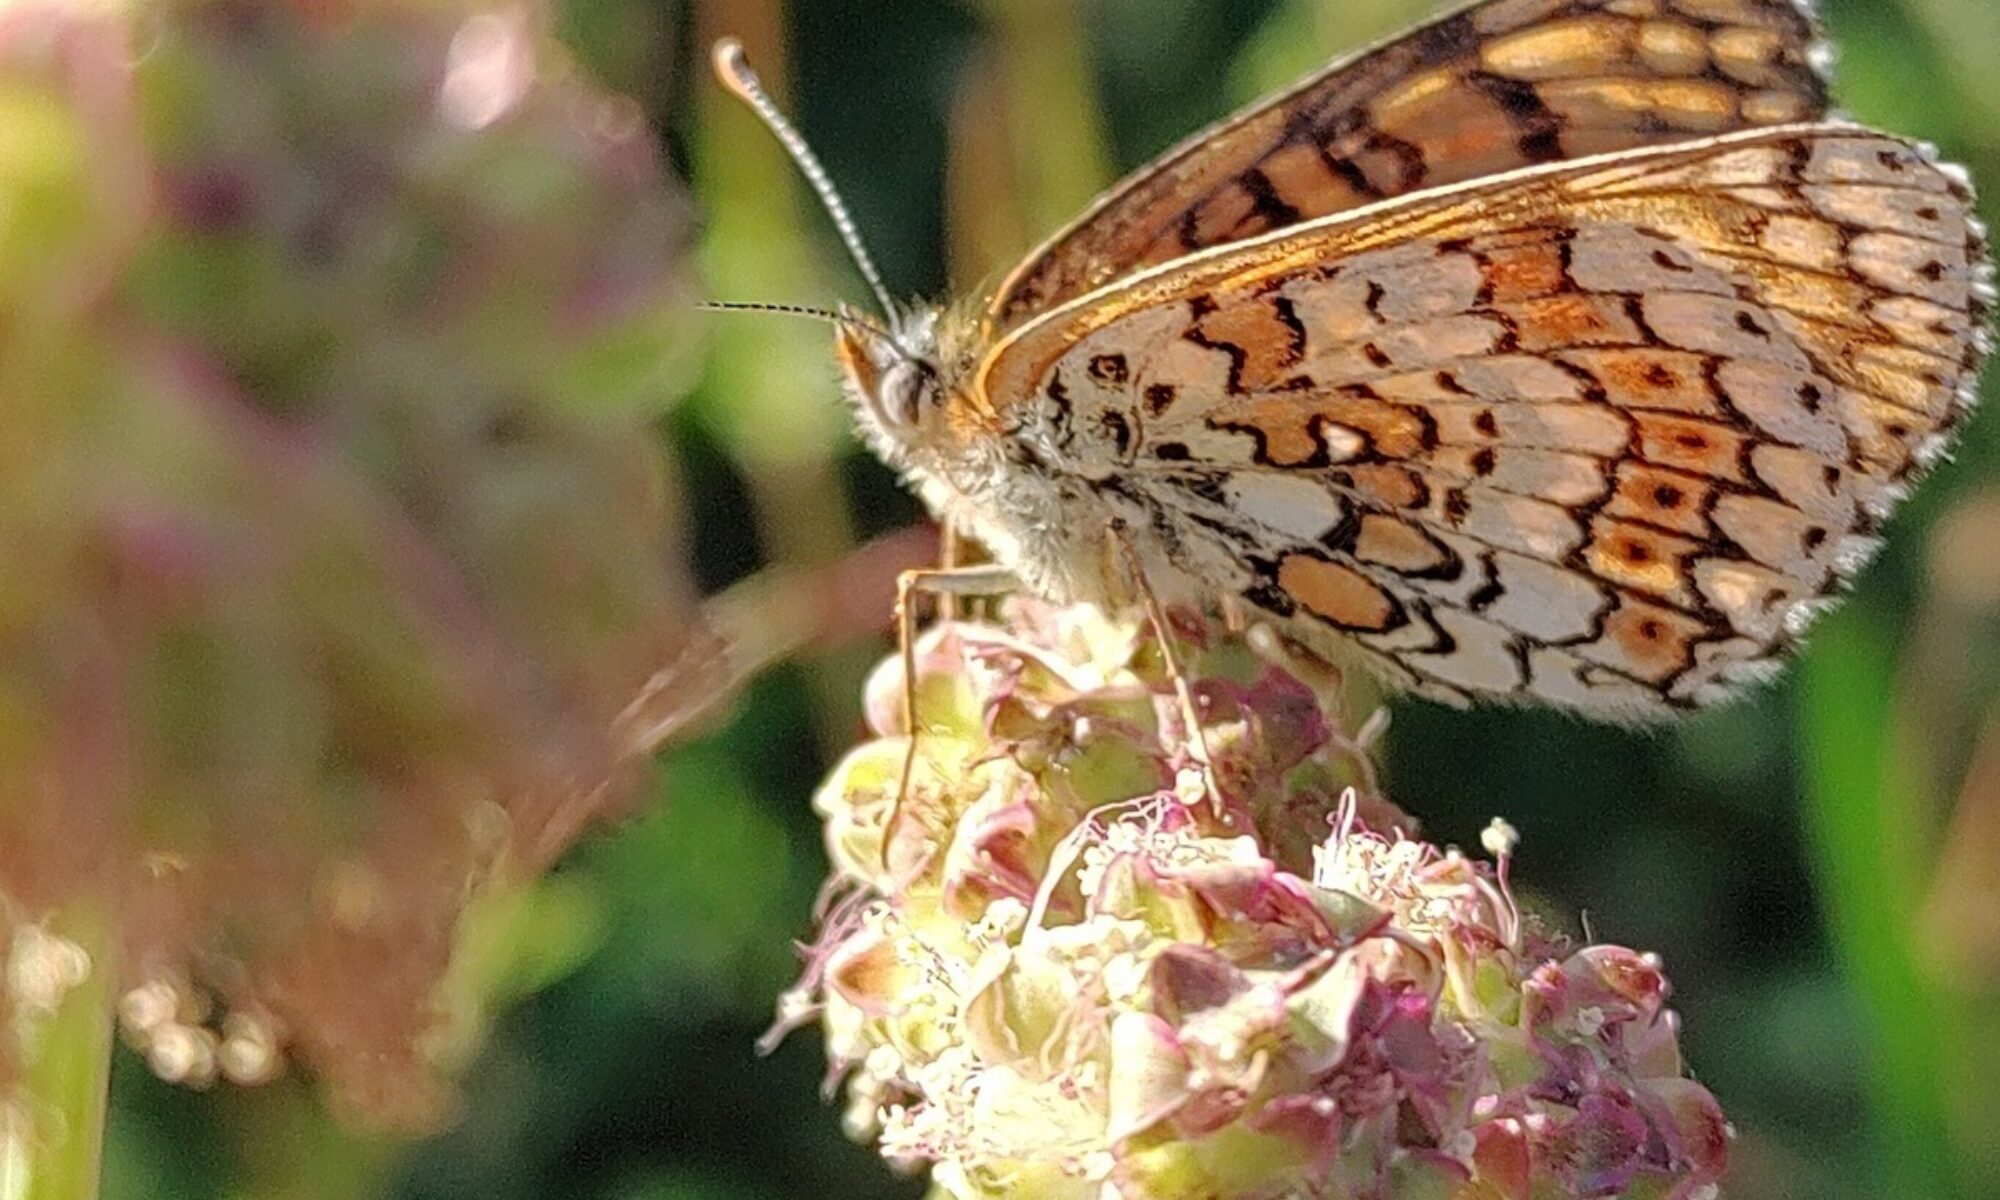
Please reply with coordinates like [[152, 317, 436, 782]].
[[878, 360, 940, 430]]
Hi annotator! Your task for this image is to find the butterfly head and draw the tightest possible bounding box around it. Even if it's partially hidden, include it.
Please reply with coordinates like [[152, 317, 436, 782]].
[[835, 306, 950, 455], [709, 40, 962, 452]]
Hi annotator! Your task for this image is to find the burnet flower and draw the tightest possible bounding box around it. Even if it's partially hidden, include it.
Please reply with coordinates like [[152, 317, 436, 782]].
[[786, 602, 1732, 1200]]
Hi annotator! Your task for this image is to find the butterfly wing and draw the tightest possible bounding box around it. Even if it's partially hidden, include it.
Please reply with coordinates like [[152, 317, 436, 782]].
[[979, 126, 1990, 717], [991, 0, 1831, 327]]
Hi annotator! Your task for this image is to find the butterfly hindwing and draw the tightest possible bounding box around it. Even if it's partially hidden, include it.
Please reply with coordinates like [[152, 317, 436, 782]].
[[991, 0, 1831, 327], [983, 126, 1988, 717]]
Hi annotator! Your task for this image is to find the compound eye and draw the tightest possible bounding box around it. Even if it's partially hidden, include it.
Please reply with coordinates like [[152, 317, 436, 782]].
[[878, 360, 939, 429]]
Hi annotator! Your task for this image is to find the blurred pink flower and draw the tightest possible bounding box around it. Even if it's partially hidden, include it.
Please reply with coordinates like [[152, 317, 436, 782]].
[[0, 0, 702, 1128]]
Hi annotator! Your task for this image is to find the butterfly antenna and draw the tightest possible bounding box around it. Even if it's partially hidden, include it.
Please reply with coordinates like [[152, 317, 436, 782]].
[[712, 38, 902, 331], [700, 299, 896, 343]]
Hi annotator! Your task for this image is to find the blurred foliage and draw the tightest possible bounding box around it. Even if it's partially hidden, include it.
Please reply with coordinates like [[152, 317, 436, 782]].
[[30, 0, 1999, 1198], [0, 0, 704, 1152]]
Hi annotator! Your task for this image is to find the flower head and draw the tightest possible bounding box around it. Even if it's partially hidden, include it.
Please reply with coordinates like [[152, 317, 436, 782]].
[[791, 602, 1730, 1200]]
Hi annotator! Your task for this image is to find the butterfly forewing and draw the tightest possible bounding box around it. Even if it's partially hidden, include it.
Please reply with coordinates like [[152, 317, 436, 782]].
[[991, 0, 1830, 326], [979, 126, 1989, 717]]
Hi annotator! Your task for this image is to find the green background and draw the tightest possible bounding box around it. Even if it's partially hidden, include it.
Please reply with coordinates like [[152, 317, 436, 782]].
[[103, 1, 2000, 1197]]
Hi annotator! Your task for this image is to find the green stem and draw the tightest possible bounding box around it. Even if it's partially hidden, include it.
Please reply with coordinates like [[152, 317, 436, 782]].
[[2, 900, 116, 1200], [1799, 610, 1964, 1198]]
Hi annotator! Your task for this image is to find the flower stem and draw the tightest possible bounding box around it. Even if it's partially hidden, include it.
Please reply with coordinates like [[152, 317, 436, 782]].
[[1801, 610, 1965, 1198], [2, 899, 116, 1200]]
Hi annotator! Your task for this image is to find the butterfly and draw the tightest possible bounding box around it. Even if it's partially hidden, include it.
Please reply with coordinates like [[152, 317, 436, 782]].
[[714, 0, 1992, 721]]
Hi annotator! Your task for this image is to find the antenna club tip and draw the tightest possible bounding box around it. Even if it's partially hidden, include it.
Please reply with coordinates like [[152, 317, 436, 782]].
[[711, 37, 758, 95]]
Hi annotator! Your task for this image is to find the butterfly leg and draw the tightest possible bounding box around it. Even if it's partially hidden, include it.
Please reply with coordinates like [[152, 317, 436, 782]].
[[937, 517, 964, 620], [1220, 594, 1249, 636], [1108, 527, 1224, 818], [885, 563, 1020, 873]]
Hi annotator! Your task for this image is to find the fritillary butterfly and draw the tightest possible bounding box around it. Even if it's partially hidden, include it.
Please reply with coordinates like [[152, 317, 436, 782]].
[[719, 0, 1993, 721]]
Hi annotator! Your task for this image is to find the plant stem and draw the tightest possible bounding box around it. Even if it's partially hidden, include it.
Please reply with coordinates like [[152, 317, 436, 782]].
[[2, 899, 116, 1200], [1800, 610, 1964, 1199]]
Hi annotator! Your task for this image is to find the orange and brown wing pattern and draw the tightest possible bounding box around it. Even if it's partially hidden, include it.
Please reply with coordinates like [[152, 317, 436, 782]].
[[985, 127, 1989, 716], [990, 0, 1831, 327]]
